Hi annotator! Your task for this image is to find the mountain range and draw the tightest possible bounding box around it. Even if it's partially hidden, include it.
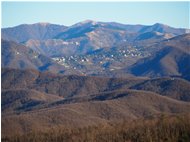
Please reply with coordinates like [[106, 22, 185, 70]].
[[2, 20, 190, 79], [1, 20, 190, 139]]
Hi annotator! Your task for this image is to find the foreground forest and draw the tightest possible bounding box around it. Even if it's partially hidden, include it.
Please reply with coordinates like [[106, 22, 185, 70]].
[[2, 68, 190, 142], [2, 114, 190, 142]]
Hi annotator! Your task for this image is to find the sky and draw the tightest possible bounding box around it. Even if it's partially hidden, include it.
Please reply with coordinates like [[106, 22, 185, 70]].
[[1, 2, 190, 28]]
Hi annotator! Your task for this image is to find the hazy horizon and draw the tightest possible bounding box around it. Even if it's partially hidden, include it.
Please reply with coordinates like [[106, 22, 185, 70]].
[[2, 20, 190, 29], [2, 2, 190, 28]]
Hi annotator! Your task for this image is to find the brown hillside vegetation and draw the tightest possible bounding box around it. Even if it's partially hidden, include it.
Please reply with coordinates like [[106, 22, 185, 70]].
[[2, 68, 190, 101], [131, 77, 190, 101], [130, 34, 190, 79], [2, 89, 190, 136], [2, 68, 190, 140], [2, 114, 190, 142]]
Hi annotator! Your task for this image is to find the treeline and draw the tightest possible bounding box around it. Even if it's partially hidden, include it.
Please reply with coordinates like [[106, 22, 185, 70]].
[[2, 114, 190, 142]]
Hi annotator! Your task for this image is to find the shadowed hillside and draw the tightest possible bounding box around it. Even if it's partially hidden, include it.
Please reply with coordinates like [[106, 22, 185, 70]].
[[129, 34, 190, 78], [2, 68, 190, 138]]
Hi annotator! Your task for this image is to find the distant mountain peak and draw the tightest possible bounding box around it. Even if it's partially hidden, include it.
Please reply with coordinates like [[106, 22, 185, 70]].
[[34, 22, 50, 26], [153, 23, 169, 28], [81, 20, 97, 24], [73, 20, 98, 27]]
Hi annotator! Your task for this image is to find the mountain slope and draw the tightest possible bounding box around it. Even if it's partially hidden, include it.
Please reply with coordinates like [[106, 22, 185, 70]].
[[2, 68, 190, 102], [139, 23, 187, 35], [2, 89, 62, 113], [129, 34, 190, 79], [1, 68, 145, 98], [2, 23, 67, 43], [2, 89, 190, 136], [2, 68, 190, 137], [1, 39, 80, 74], [131, 77, 190, 102]]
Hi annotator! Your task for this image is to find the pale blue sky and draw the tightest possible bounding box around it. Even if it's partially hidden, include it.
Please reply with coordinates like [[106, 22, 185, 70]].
[[1, 2, 190, 28]]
